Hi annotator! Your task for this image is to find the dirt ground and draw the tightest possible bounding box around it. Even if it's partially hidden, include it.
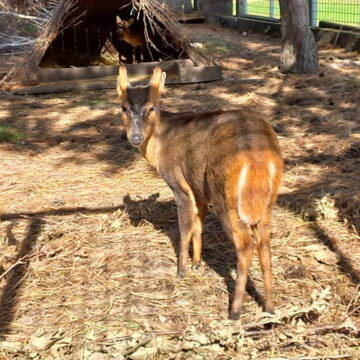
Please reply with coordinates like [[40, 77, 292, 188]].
[[0, 23, 360, 359]]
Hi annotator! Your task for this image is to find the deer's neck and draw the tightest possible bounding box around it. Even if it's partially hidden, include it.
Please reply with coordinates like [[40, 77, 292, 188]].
[[139, 132, 158, 168], [139, 113, 163, 169]]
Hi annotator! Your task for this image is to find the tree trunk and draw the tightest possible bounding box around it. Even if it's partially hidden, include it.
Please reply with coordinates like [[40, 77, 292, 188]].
[[279, 0, 319, 74]]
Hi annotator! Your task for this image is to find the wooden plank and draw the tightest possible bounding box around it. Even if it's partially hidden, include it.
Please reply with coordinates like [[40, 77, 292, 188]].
[[14, 79, 117, 95], [178, 64, 222, 83], [178, 13, 205, 23], [13, 73, 179, 95], [37, 66, 119, 83], [13, 62, 222, 94], [178, 17, 205, 24], [37, 60, 194, 83]]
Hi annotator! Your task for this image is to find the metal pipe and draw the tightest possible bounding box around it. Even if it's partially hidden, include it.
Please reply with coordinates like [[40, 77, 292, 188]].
[[239, 0, 247, 16], [309, 0, 318, 27], [269, 0, 275, 18]]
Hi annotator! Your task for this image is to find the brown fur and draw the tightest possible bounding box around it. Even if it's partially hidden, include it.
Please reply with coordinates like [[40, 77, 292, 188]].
[[117, 67, 283, 319], [116, 17, 146, 63]]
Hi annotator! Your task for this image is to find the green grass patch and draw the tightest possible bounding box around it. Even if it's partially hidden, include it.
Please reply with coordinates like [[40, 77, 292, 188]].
[[248, 0, 280, 18], [0, 125, 25, 143], [90, 99, 106, 105], [237, 0, 360, 28], [202, 42, 234, 54]]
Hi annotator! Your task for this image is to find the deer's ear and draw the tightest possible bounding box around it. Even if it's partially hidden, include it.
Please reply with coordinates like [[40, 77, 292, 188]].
[[150, 67, 166, 94], [117, 66, 128, 97], [116, 16, 121, 24]]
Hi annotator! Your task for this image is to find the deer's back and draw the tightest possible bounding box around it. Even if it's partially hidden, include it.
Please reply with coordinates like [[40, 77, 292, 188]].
[[159, 109, 280, 162], [157, 110, 282, 200]]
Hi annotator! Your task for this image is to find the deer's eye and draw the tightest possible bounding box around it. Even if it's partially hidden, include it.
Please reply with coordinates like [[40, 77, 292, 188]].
[[148, 106, 155, 112], [121, 105, 128, 112]]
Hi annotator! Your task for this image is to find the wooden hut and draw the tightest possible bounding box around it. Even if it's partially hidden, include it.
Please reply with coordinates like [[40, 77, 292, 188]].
[[2, 0, 221, 93]]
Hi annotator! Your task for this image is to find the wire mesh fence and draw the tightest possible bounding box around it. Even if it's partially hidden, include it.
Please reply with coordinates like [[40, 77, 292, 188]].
[[316, 0, 360, 28], [232, 0, 360, 28], [243, 0, 280, 19]]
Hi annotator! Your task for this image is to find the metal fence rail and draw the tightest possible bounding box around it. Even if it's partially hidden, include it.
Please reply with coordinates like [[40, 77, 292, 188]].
[[163, 0, 360, 29], [233, 0, 360, 28]]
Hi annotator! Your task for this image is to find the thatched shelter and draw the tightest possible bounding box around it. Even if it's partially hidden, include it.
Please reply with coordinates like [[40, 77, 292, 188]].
[[2, 0, 220, 92]]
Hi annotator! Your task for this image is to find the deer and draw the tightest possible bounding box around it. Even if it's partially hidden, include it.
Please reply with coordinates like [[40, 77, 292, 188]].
[[116, 16, 146, 63], [116, 67, 283, 320]]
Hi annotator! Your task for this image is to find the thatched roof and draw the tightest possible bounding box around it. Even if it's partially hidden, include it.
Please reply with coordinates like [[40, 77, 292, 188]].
[[1, 0, 212, 89]]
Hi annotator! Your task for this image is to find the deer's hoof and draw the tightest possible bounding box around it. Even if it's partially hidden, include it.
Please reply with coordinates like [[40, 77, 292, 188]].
[[229, 310, 241, 320], [176, 270, 186, 279], [191, 263, 201, 271]]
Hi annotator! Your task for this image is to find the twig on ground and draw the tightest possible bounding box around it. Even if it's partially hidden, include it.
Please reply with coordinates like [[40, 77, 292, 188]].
[[268, 355, 352, 360], [99, 330, 184, 344], [0, 254, 33, 281]]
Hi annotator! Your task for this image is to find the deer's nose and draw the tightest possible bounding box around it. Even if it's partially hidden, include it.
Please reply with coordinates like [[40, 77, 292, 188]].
[[129, 134, 144, 145]]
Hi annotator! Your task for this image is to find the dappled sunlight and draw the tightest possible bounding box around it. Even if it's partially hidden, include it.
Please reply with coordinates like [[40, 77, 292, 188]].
[[221, 57, 253, 70], [337, 100, 356, 110], [322, 59, 360, 78], [305, 105, 333, 117], [0, 21, 360, 359], [0, 109, 10, 119]]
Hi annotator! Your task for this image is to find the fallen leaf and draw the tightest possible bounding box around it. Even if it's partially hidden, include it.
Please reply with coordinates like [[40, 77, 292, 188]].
[[29, 332, 53, 351], [304, 244, 337, 265], [128, 346, 158, 360], [0, 340, 24, 353], [338, 317, 358, 332], [39, 243, 62, 258], [87, 352, 110, 360]]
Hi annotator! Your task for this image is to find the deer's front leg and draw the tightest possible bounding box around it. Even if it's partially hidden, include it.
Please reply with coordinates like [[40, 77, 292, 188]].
[[175, 191, 198, 279]]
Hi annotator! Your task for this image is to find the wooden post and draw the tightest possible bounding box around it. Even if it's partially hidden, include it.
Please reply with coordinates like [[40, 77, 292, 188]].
[[239, 0, 247, 16], [183, 0, 193, 14], [269, 0, 275, 18]]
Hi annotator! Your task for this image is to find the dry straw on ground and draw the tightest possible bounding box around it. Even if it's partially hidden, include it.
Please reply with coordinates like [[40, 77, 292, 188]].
[[0, 23, 359, 359]]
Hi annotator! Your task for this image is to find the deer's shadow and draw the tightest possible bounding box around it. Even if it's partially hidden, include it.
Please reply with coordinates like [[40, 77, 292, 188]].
[[122, 193, 265, 315]]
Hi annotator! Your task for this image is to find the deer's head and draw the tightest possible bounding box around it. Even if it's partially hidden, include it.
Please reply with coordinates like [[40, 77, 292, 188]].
[[117, 66, 166, 146]]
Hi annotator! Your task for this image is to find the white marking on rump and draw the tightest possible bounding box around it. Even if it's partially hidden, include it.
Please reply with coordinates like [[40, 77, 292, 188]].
[[268, 161, 276, 192], [237, 164, 250, 224], [237, 160, 277, 225]]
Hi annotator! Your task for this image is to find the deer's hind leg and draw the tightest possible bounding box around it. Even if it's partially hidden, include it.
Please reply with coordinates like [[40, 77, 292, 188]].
[[253, 209, 274, 313], [213, 199, 254, 320]]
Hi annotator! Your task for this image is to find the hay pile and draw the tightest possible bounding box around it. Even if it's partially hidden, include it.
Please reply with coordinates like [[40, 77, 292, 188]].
[[0, 23, 359, 359]]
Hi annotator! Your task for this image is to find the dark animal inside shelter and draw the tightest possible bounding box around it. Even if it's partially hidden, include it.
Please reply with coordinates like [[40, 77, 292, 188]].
[[40, 0, 186, 67]]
